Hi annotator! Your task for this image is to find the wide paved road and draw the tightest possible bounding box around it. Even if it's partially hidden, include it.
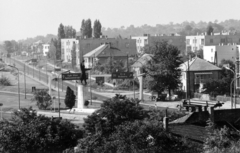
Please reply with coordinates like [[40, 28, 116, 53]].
[[3, 57, 108, 101]]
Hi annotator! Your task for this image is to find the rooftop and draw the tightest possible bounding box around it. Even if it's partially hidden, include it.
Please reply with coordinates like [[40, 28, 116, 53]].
[[180, 57, 221, 71]]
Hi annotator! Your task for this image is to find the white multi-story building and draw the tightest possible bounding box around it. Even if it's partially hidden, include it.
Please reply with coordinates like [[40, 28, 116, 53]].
[[186, 35, 205, 53], [61, 38, 79, 63], [42, 44, 50, 56], [131, 35, 149, 54], [203, 45, 240, 65]]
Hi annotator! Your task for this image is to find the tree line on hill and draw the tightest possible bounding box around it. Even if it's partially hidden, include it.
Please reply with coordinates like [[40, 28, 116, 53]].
[[102, 19, 240, 38]]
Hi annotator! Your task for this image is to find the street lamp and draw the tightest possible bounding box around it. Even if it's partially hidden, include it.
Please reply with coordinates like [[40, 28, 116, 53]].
[[24, 64, 26, 99], [57, 70, 70, 117], [223, 65, 236, 109], [0, 103, 3, 120], [8, 65, 20, 109]]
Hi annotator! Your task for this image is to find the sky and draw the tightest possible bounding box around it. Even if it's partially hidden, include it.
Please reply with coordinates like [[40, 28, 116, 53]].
[[0, 0, 240, 41]]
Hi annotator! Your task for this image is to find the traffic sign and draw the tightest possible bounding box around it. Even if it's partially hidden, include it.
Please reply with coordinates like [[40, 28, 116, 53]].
[[111, 72, 133, 79], [62, 73, 81, 80]]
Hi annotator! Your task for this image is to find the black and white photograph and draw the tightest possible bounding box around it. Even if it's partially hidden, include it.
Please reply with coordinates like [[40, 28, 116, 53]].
[[1, 0, 240, 152]]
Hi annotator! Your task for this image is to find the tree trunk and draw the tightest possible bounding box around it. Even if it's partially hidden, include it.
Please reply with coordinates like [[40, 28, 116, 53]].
[[168, 88, 171, 101]]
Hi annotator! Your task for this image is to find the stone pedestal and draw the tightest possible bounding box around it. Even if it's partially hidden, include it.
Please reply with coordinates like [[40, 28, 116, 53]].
[[48, 75, 52, 95], [138, 75, 143, 101], [77, 84, 84, 109], [70, 84, 96, 114]]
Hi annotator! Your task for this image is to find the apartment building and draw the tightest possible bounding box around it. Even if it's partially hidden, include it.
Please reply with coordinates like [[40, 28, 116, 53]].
[[203, 45, 240, 65], [42, 44, 50, 56], [186, 33, 240, 53], [61, 38, 79, 63], [132, 34, 186, 55], [131, 34, 149, 54]]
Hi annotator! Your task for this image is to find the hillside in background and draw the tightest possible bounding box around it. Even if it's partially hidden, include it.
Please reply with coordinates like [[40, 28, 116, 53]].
[[13, 19, 240, 44], [18, 34, 57, 45], [102, 19, 240, 38]]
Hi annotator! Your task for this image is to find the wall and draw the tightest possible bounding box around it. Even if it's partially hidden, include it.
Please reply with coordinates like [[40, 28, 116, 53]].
[[215, 45, 239, 65], [186, 35, 205, 53], [205, 35, 240, 46], [61, 38, 79, 63], [203, 46, 216, 63], [131, 36, 148, 54], [42, 44, 50, 56], [214, 109, 240, 123], [149, 36, 186, 54]]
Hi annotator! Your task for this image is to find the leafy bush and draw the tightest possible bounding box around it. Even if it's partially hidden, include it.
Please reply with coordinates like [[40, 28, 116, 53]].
[[0, 76, 12, 86], [65, 87, 76, 110], [203, 121, 240, 153], [0, 107, 83, 153], [32, 90, 52, 110], [84, 100, 89, 107]]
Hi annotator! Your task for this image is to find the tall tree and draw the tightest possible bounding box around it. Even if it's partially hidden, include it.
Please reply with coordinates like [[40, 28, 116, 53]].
[[84, 19, 92, 38], [145, 41, 182, 99], [48, 38, 57, 60], [71, 41, 77, 68], [93, 20, 102, 38], [206, 25, 214, 35], [56, 39, 61, 60], [4, 41, 13, 53], [80, 19, 85, 38], [58, 23, 65, 40], [57, 23, 65, 60]]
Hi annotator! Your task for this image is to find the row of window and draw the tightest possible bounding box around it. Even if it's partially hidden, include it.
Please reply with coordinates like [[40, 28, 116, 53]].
[[186, 39, 204, 45]]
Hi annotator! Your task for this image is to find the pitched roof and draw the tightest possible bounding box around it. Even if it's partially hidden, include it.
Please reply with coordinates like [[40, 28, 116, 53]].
[[131, 54, 153, 68], [83, 44, 108, 58], [180, 57, 221, 71]]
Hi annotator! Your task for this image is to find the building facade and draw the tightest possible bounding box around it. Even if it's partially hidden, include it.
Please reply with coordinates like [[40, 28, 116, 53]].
[[61, 38, 79, 63], [132, 34, 186, 55], [180, 57, 221, 96], [131, 35, 149, 54], [186, 34, 240, 54], [203, 45, 240, 65], [42, 44, 50, 56], [78, 38, 137, 68]]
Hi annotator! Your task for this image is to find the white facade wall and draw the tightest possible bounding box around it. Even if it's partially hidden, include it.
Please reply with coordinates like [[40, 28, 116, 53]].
[[61, 39, 79, 63], [131, 36, 148, 54], [186, 35, 205, 53], [203, 46, 216, 63], [42, 44, 50, 56]]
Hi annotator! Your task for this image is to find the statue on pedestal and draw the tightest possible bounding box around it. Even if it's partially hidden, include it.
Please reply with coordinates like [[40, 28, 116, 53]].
[[80, 60, 91, 85]]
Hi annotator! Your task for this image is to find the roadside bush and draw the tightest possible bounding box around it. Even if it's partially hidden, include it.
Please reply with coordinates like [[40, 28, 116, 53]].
[[84, 100, 89, 107], [0, 107, 84, 153], [32, 90, 52, 110], [0, 76, 12, 86]]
